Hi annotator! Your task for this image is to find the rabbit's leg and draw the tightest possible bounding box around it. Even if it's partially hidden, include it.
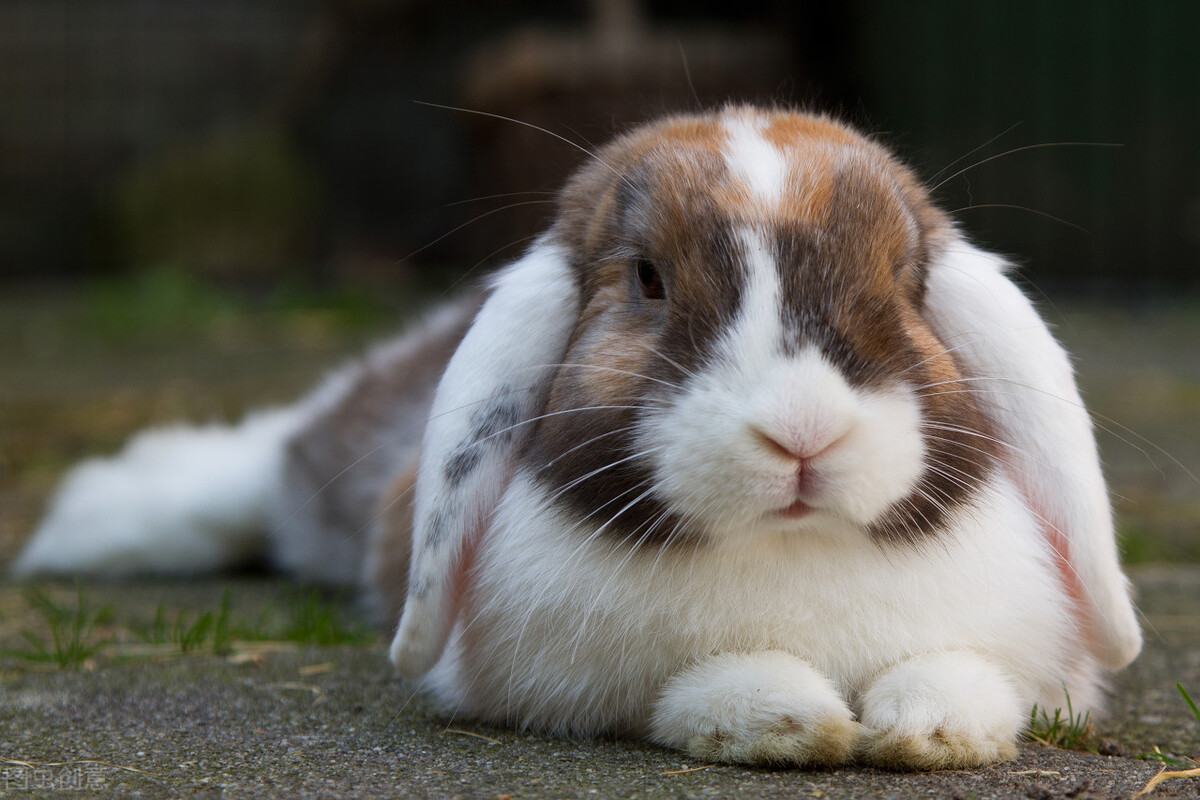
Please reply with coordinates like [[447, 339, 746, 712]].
[[649, 651, 861, 766], [857, 650, 1021, 770]]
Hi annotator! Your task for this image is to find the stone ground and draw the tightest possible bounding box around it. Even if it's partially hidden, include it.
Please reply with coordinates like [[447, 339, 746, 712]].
[[1, 288, 1198, 798], [0, 568, 1198, 799]]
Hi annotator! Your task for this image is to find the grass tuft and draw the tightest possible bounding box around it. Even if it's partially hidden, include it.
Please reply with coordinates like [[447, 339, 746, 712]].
[[277, 588, 374, 646], [4, 586, 114, 669], [135, 590, 241, 654], [1025, 690, 1094, 751], [3, 585, 377, 669]]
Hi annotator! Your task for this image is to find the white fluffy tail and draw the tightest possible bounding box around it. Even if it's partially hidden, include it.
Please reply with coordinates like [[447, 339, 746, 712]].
[[12, 407, 305, 578]]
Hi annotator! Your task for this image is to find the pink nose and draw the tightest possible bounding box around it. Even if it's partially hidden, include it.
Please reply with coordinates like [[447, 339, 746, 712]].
[[751, 426, 843, 463], [753, 426, 845, 496]]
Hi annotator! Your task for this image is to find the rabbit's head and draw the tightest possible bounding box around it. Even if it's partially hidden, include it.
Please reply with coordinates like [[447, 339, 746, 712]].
[[526, 107, 994, 549]]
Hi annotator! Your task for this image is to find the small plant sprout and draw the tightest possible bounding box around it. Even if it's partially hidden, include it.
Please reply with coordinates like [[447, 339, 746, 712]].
[[1177, 683, 1200, 724], [130, 591, 281, 656], [4, 585, 114, 670], [1025, 689, 1094, 751], [135, 591, 235, 654], [1134, 684, 1200, 797], [278, 588, 374, 646], [3, 586, 376, 669]]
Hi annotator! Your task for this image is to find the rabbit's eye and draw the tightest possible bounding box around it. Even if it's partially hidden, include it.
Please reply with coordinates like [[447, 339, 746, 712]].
[[636, 259, 665, 301]]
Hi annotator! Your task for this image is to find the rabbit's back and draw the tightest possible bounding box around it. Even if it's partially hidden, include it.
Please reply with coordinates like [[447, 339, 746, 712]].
[[269, 295, 481, 607]]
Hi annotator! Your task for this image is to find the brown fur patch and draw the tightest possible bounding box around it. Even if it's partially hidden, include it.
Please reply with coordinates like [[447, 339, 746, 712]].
[[760, 112, 861, 150]]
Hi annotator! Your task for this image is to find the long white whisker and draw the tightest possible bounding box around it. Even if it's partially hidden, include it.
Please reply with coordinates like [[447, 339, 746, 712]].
[[916, 375, 1196, 484], [544, 447, 664, 506], [897, 335, 985, 377], [341, 471, 418, 546], [505, 477, 663, 691], [277, 440, 391, 526], [537, 424, 645, 471], [644, 346, 700, 382], [445, 190, 556, 207], [539, 362, 684, 392], [462, 404, 661, 450]]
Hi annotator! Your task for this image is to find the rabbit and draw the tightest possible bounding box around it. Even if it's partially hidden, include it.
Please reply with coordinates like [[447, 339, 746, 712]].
[[15, 106, 1142, 771]]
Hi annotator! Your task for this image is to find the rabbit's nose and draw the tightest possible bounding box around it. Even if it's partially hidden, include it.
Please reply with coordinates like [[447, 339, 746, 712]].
[[749, 424, 848, 465]]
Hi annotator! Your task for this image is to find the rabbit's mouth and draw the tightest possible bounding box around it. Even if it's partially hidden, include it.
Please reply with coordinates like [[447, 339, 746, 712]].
[[774, 498, 814, 519]]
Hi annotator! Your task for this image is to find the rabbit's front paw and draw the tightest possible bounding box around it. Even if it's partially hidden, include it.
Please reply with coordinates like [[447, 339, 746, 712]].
[[857, 651, 1022, 770], [650, 651, 861, 767]]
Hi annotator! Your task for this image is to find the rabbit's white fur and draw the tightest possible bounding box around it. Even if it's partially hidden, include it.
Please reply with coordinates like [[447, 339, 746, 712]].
[[922, 244, 1141, 670], [16, 107, 1141, 771], [391, 241, 577, 677], [12, 407, 304, 577], [13, 296, 477, 591], [420, 464, 1083, 764]]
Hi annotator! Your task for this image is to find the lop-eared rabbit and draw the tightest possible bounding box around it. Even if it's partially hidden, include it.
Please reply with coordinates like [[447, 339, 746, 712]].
[[16, 107, 1141, 770]]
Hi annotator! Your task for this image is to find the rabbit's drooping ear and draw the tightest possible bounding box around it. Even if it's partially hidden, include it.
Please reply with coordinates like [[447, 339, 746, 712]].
[[389, 239, 578, 678], [923, 242, 1142, 670]]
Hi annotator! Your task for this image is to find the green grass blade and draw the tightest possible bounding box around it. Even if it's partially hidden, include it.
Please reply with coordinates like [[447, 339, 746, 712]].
[[1177, 684, 1200, 723]]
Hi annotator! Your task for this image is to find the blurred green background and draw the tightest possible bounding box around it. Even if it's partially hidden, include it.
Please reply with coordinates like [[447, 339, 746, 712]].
[[0, 0, 1197, 564]]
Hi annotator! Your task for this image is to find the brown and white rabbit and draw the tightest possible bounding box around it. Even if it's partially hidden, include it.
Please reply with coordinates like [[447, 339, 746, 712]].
[[15, 106, 1142, 770]]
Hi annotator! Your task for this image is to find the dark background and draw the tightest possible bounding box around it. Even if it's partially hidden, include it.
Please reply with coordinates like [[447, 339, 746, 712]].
[[0, 1, 1198, 640], [2, 0, 1197, 296]]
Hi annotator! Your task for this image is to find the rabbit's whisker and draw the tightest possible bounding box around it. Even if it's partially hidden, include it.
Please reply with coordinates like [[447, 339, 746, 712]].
[[413, 100, 632, 191], [915, 375, 1195, 485], [507, 478, 662, 696], [950, 203, 1087, 233], [446, 232, 541, 294], [566, 491, 671, 664], [538, 362, 685, 392], [338, 472, 419, 548], [924, 122, 1023, 185], [574, 476, 658, 528], [916, 376, 1190, 489], [919, 453, 986, 494], [277, 439, 392, 527], [539, 424, 645, 470], [645, 345, 701, 382], [897, 337, 985, 377], [544, 446, 664, 506], [929, 141, 1120, 193], [462, 404, 662, 451], [399, 199, 555, 264], [445, 190, 556, 207]]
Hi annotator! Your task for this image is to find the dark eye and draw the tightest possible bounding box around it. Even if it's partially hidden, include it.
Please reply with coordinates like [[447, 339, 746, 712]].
[[635, 258, 665, 301]]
